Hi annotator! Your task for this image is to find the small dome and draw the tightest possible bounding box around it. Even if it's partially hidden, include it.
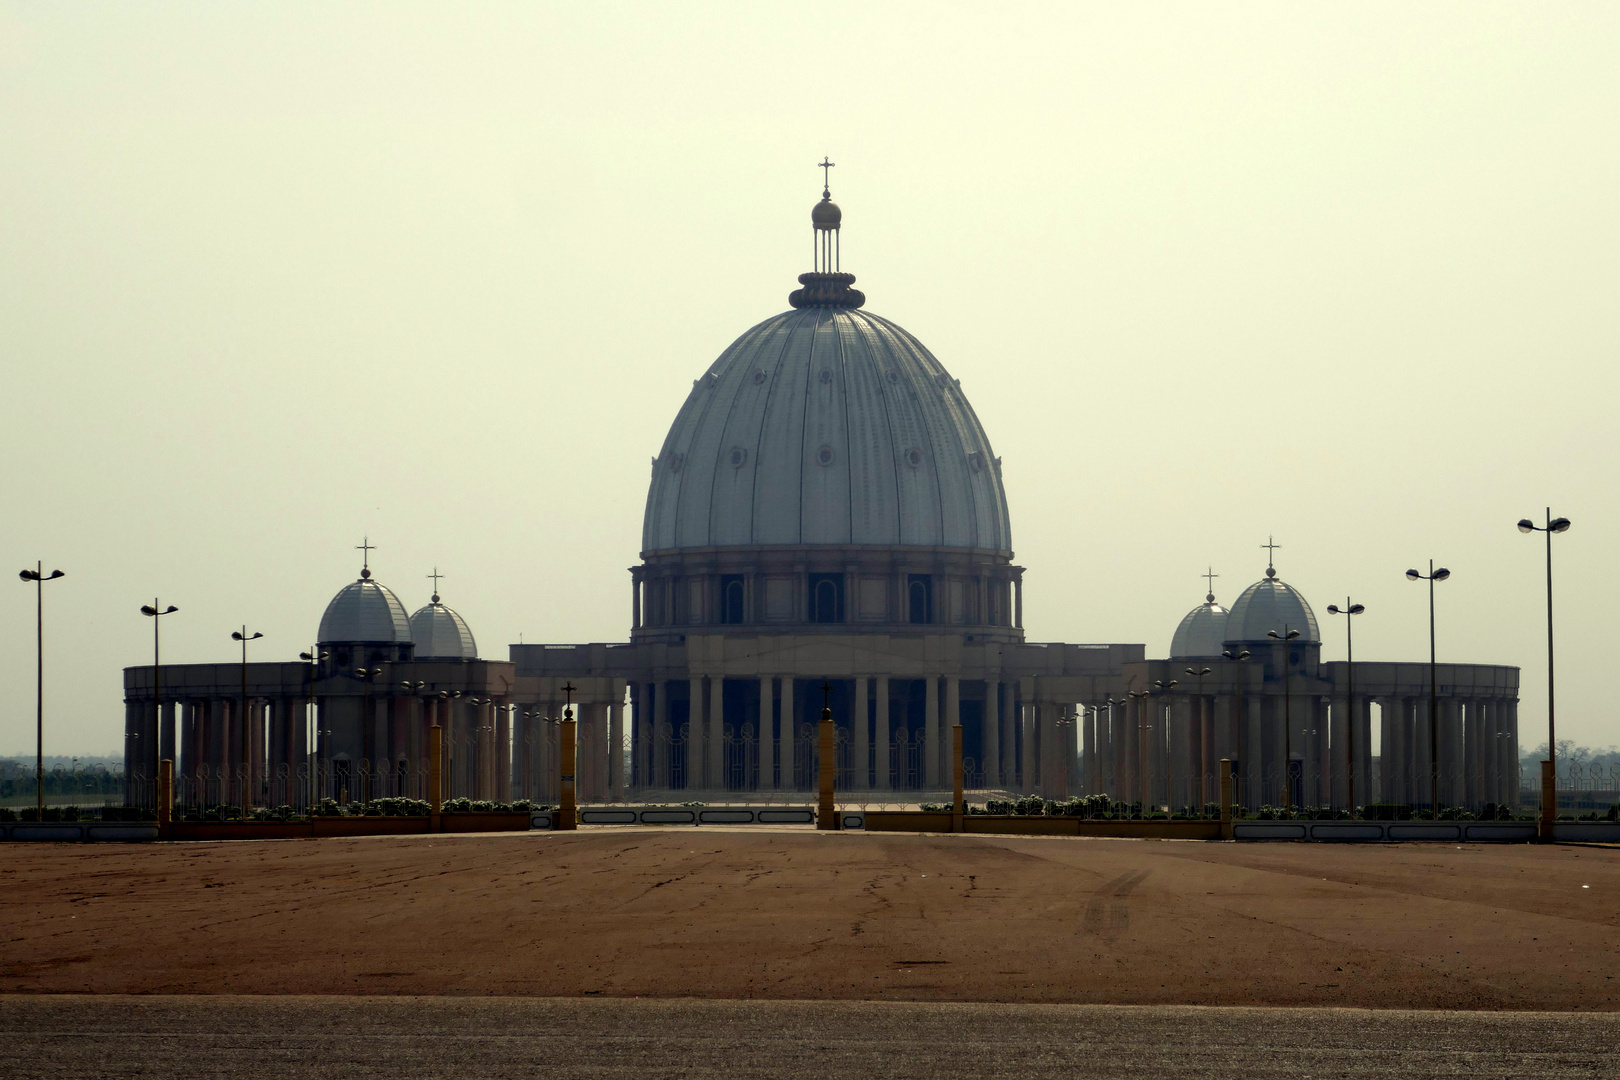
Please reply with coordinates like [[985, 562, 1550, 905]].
[[409, 600, 477, 660], [1224, 570, 1320, 645], [812, 197, 842, 229], [318, 577, 412, 644], [1170, 596, 1229, 658]]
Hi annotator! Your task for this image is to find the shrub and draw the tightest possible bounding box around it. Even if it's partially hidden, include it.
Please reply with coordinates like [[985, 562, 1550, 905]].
[[0, 807, 15, 822], [309, 798, 345, 818]]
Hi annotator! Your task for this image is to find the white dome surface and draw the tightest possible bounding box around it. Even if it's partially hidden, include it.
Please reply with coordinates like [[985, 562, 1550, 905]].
[[317, 578, 412, 644], [1170, 598, 1229, 658], [1224, 572, 1320, 644], [409, 602, 477, 660], [642, 306, 1012, 553]]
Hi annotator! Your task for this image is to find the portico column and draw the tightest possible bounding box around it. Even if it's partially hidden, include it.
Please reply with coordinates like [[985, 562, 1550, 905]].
[[609, 697, 624, 800], [652, 682, 669, 790], [875, 676, 891, 791], [984, 680, 1001, 791], [179, 701, 197, 781], [757, 676, 772, 792], [1244, 698, 1263, 810], [944, 677, 961, 790], [1021, 699, 1038, 793], [1001, 685, 1018, 790], [853, 676, 869, 791], [687, 677, 705, 790], [1167, 696, 1190, 811], [780, 678, 796, 791], [708, 678, 725, 792], [1038, 701, 1057, 799], [924, 677, 941, 788]]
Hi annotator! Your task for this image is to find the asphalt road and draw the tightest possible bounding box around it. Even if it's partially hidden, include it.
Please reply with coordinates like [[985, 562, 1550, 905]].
[[6, 996, 1617, 1079]]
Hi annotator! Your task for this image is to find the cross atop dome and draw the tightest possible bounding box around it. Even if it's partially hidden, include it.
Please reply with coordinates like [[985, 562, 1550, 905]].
[[427, 566, 444, 605], [356, 536, 376, 579], [1261, 536, 1281, 579], [1203, 566, 1219, 603]]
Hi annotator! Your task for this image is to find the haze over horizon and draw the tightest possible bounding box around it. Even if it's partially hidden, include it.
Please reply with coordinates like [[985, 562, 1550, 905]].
[[2, 3, 1616, 756]]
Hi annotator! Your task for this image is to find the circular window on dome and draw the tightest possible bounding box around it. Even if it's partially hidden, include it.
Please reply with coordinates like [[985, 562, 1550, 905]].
[[668, 452, 685, 474], [968, 451, 984, 472], [753, 369, 767, 385], [818, 368, 833, 384], [729, 446, 748, 469], [887, 371, 901, 383], [905, 447, 923, 469], [816, 445, 835, 467]]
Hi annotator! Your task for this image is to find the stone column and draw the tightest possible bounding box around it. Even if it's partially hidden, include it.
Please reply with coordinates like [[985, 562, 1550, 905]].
[[1167, 696, 1190, 811], [1021, 699, 1038, 793], [1244, 697, 1263, 810], [853, 676, 869, 791], [780, 678, 796, 791], [1082, 703, 1097, 796], [179, 701, 197, 781], [1038, 701, 1058, 799], [1353, 696, 1372, 811], [1002, 685, 1019, 790], [652, 682, 669, 790], [944, 677, 961, 790], [875, 676, 891, 792], [497, 703, 513, 802], [984, 680, 1001, 791], [687, 677, 705, 790], [757, 676, 772, 792], [608, 697, 624, 801], [709, 678, 725, 792], [924, 677, 941, 788]]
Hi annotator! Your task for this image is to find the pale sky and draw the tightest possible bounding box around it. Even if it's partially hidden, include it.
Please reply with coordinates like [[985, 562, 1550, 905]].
[[2, 3, 1616, 756]]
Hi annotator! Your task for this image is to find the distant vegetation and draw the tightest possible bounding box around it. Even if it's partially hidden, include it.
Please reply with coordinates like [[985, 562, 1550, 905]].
[[1520, 742, 1620, 774], [0, 757, 123, 803]]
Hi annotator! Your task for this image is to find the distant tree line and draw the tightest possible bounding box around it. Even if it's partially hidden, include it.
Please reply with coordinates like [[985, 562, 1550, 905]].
[[0, 758, 123, 800], [1520, 742, 1620, 777]]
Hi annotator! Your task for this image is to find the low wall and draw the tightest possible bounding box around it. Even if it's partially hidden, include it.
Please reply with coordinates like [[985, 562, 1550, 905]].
[[0, 813, 533, 843], [568, 805, 818, 828], [0, 822, 161, 843], [861, 813, 1221, 839]]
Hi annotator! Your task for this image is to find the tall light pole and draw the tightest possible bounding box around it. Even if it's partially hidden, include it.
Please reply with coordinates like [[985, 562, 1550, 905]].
[[1221, 648, 1251, 811], [299, 646, 329, 805], [1326, 599, 1365, 816], [231, 627, 264, 814], [1405, 562, 1450, 820], [140, 600, 179, 802], [19, 563, 65, 819], [1267, 626, 1300, 811], [1518, 510, 1570, 821]]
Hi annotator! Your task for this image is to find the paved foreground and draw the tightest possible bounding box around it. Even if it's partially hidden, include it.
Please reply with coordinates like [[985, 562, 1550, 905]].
[[2, 829, 1617, 1008], [7, 996, 1619, 1079]]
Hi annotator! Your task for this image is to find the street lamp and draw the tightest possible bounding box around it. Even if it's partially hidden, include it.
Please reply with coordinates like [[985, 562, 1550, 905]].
[[1325, 600, 1365, 816], [299, 647, 330, 803], [140, 600, 179, 800], [1405, 562, 1450, 820], [231, 627, 264, 814], [20, 563, 66, 820], [1267, 627, 1301, 811], [1518, 510, 1570, 820], [350, 666, 384, 804]]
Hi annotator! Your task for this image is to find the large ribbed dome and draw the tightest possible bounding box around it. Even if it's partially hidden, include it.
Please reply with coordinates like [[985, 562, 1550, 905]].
[[1224, 571, 1320, 644], [409, 601, 477, 660], [1170, 597, 1229, 658], [317, 577, 411, 644], [642, 306, 1012, 552]]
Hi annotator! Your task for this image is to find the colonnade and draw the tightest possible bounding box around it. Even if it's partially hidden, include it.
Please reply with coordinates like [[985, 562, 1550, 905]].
[[1078, 693, 1521, 812]]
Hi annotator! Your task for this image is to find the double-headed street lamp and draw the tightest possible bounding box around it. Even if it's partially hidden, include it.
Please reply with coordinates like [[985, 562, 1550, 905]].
[[1518, 510, 1570, 821], [1405, 562, 1450, 819], [20, 563, 66, 819], [1267, 627, 1300, 811], [140, 600, 179, 796], [1326, 600, 1365, 814], [231, 627, 264, 813]]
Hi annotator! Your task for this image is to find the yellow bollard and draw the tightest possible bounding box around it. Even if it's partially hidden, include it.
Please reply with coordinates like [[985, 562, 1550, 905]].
[[952, 725, 965, 833], [1219, 758, 1233, 840], [557, 715, 578, 831], [158, 758, 173, 838], [817, 707, 837, 831], [1540, 759, 1556, 840], [428, 724, 443, 833]]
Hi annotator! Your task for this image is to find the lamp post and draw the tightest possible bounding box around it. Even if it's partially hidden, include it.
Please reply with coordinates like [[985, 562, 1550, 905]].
[[1325, 599, 1365, 816], [19, 563, 65, 820], [1221, 649, 1251, 811], [399, 680, 425, 799], [1405, 562, 1450, 820], [1151, 679, 1178, 815], [1267, 626, 1301, 811], [469, 696, 494, 799], [231, 627, 264, 814], [1518, 510, 1570, 823], [1185, 666, 1211, 808], [140, 600, 179, 804]]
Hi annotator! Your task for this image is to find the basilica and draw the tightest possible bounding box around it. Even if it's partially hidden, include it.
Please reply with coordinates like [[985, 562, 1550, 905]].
[[123, 179, 1521, 814]]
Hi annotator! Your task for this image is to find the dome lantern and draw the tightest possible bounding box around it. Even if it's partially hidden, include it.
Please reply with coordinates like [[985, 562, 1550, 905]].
[[791, 158, 865, 310]]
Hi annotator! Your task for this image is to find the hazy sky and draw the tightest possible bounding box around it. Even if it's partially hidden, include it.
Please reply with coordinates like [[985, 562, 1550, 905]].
[[2, 3, 1616, 756]]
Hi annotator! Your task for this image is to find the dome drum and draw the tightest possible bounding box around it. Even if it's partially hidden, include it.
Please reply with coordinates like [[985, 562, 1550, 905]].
[[631, 544, 1024, 642]]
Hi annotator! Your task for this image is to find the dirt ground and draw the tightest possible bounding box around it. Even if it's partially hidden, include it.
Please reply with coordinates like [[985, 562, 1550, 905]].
[[2, 828, 1616, 1009]]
